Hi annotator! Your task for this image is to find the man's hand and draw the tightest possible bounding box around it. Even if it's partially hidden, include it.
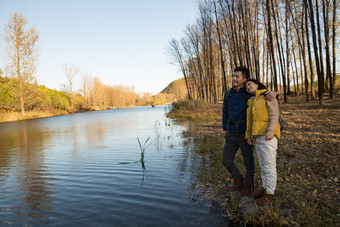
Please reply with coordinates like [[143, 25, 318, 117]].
[[264, 91, 277, 102], [247, 139, 253, 145], [223, 130, 227, 136]]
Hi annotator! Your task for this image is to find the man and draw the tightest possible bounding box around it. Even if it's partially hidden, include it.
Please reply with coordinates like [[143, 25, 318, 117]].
[[222, 66, 276, 197]]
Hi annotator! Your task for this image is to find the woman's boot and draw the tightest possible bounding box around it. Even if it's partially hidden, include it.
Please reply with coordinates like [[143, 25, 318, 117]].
[[255, 192, 274, 205], [251, 188, 265, 199]]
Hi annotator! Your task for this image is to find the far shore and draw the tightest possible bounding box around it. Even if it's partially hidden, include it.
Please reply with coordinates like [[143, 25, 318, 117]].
[[0, 104, 164, 123]]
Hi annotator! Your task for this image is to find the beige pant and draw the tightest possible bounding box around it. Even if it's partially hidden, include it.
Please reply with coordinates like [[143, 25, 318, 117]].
[[254, 135, 278, 195]]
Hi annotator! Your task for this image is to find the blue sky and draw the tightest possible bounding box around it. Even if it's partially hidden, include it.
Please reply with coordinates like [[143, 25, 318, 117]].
[[0, 0, 198, 94]]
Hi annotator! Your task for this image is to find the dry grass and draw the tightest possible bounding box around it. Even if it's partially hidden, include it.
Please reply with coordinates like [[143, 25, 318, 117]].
[[0, 110, 68, 123]]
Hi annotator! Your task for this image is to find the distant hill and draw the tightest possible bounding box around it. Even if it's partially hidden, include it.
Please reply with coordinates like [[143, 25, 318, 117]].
[[160, 78, 185, 93], [160, 78, 188, 101]]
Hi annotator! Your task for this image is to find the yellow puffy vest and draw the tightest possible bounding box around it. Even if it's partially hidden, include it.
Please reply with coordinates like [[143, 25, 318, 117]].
[[245, 89, 280, 140]]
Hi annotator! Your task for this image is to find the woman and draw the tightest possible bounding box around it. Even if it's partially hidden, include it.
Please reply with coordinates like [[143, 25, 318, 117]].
[[245, 79, 280, 206]]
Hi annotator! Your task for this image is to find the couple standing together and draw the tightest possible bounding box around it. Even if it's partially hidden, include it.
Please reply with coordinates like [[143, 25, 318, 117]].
[[222, 66, 280, 206]]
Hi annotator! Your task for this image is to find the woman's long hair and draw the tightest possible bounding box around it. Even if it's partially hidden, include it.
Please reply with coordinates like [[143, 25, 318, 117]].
[[245, 79, 267, 91]]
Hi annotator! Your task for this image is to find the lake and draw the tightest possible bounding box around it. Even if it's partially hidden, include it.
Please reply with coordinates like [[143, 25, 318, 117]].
[[0, 106, 228, 226]]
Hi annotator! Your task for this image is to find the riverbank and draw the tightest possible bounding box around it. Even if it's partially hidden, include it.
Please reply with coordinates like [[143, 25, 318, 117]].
[[168, 95, 340, 226], [0, 105, 150, 123], [0, 109, 69, 123]]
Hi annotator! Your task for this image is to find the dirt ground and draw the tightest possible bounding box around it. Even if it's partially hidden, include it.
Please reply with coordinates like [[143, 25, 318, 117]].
[[273, 95, 339, 225]]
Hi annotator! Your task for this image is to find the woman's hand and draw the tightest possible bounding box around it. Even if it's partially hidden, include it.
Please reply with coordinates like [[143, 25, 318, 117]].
[[247, 139, 253, 145], [264, 91, 277, 102], [265, 135, 273, 141]]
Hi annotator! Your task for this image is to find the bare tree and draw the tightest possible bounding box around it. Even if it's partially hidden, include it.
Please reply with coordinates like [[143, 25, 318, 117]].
[[64, 63, 79, 110], [332, 0, 337, 91], [166, 0, 338, 104], [323, 0, 332, 99], [266, 0, 279, 91], [81, 73, 91, 108], [168, 38, 192, 100], [300, 2, 310, 101], [307, 0, 324, 105], [316, 0, 325, 93], [271, 0, 287, 102], [2, 13, 39, 115], [304, 0, 316, 99], [213, 0, 227, 94]]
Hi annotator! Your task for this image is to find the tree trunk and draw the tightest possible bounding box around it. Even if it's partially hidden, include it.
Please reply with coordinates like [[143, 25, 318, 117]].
[[332, 0, 337, 91], [16, 43, 25, 115], [323, 0, 333, 99], [214, 0, 227, 94], [293, 50, 299, 99], [262, 28, 267, 84], [301, 3, 309, 101], [271, 0, 287, 102], [304, 0, 315, 99], [307, 0, 324, 105], [316, 0, 325, 93], [292, 59, 297, 96], [266, 0, 278, 91], [286, 0, 291, 95]]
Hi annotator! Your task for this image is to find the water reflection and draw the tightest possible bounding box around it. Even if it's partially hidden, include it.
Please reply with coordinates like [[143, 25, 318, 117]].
[[0, 107, 228, 226], [0, 111, 147, 225], [0, 120, 55, 221]]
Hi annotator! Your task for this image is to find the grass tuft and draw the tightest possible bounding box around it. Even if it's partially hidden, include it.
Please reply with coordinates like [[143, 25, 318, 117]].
[[137, 137, 151, 169]]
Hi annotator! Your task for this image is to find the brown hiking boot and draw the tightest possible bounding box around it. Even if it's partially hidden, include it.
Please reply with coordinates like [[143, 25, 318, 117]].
[[240, 183, 252, 197], [226, 178, 243, 191], [251, 188, 266, 199], [255, 192, 274, 206]]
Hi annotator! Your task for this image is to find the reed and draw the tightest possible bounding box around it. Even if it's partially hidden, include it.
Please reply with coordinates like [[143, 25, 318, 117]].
[[137, 137, 151, 169], [153, 120, 161, 137]]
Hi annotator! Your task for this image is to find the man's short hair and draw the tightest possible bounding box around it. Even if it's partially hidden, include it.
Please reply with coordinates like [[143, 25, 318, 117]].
[[234, 66, 250, 79]]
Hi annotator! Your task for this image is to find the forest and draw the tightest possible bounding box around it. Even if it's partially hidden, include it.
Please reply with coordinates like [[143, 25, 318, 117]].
[[168, 0, 339, 104], [0, 67, 183, 121]]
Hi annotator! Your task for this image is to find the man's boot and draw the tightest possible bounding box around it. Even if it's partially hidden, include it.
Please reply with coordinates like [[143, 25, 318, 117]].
[[251, 188, 265, 199], [255, 192, 274, 206], [240, 183, 252, 197], [226, 178, 243, 191]]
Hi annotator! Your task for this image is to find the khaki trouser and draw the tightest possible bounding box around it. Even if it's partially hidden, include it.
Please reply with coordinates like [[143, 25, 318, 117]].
[[254, 135, 278, 195]]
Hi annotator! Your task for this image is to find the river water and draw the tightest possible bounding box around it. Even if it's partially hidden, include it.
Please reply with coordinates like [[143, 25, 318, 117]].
[[0, 106, 228, 226]]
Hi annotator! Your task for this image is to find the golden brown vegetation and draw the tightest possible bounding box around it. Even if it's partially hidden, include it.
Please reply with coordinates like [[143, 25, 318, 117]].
[[169, 0, 338, 105]]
